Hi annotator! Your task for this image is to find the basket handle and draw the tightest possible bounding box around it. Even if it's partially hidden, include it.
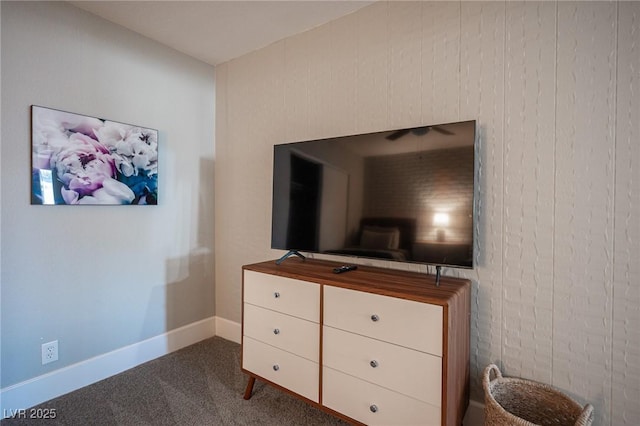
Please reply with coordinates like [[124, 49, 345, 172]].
[[575, 403, 594, 426], [482, 364, 503, 392]]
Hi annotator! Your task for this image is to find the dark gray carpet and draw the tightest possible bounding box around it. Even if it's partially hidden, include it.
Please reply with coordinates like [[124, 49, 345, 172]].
[[2, 337, 348, 425]]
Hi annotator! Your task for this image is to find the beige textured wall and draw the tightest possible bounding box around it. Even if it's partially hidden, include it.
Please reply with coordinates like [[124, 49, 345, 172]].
[[215, 2, 639, 424]]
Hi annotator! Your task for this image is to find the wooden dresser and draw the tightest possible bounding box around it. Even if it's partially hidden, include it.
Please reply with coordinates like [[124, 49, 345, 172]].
[[241, 258, 471, 426]]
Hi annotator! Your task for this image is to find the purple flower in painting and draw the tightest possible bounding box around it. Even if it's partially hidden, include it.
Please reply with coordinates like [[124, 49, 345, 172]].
[[32, 107, 104, 170], [61, 177, 136, 205], [51, 133, 134, 204]]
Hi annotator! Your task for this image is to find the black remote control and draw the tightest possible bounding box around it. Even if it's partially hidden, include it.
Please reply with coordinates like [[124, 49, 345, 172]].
[[333, 265, 358, 274]]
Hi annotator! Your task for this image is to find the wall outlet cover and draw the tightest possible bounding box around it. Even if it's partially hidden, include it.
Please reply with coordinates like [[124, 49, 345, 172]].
[[42, 340, 59, 365]]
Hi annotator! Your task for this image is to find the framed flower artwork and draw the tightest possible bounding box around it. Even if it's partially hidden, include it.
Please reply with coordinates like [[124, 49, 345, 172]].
[[31, 105, 158, 205]]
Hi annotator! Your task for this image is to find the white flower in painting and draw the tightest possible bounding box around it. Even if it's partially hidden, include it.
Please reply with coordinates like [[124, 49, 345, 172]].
[[94, 121, 158, 178]]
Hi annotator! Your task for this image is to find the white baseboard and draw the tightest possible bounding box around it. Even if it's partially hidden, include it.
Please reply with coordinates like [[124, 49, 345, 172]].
[[0, 316, 216, 418], [215, 316, 241, 343]]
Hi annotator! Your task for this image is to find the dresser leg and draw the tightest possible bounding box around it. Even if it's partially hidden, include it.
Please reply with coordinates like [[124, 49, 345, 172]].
[[243, 376, 256, 400]]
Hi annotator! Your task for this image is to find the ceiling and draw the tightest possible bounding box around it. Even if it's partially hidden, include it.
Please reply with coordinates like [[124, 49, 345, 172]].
[[69, 1, 373, 66]]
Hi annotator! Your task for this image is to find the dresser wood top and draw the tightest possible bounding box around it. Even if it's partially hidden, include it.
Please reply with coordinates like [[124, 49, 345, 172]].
[[243, 258, 470, 307]]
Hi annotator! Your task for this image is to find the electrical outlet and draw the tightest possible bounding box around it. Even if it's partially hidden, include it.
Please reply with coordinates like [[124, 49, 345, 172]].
[[42, 340, 58, 365]]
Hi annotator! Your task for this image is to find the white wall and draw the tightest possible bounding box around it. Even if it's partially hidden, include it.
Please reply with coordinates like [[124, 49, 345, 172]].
[[215, 2, 639, 425], [1, 0, 215, 393]]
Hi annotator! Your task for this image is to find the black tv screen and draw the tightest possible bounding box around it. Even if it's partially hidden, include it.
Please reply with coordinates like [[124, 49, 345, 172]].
[[271, 120, 476, 269]]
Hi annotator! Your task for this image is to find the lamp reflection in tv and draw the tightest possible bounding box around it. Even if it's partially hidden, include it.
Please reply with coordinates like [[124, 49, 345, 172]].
[[433, 212, 449, 242]]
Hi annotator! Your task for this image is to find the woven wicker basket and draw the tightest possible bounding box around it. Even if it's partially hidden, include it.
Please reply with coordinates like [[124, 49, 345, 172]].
[[483, 364, 594, 426]]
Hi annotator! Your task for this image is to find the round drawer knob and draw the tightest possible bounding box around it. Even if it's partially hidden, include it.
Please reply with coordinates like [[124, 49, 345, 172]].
[[370, 404, 378, 413], [274, 292, 280, 298], [370, 360, 379, 368], [370, 314, 380, 322], [273, 364, 280, 371], [273, 328, 280, 335]]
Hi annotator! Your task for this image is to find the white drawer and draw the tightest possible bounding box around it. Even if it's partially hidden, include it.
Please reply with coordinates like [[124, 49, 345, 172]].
[[322, 367, 441, 426], [243, 270, 320, 321], [243, 336, 319, 402], [324, 286, 443, 356], [244, 303, 319, 362], [323, 326, 442, 405]]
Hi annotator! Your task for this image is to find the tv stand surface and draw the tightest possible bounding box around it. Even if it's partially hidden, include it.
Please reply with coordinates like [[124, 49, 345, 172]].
[[241, 258, 471, 425]]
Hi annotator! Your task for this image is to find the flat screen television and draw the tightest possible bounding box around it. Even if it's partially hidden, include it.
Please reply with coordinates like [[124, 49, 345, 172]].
[[271, 120, 476, 269]]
